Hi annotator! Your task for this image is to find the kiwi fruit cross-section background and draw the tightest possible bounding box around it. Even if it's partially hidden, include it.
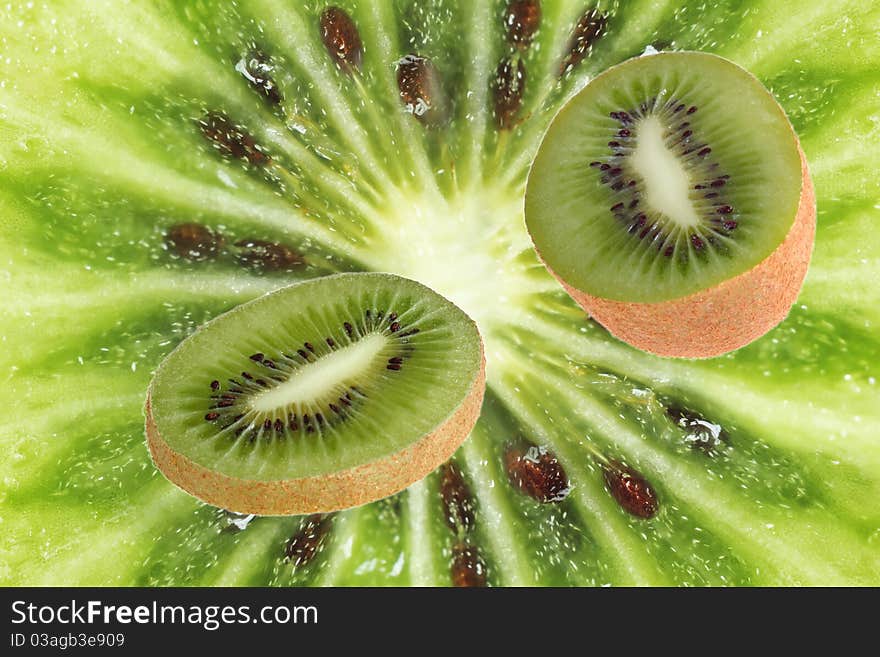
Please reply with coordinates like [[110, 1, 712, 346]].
[[1, 1, 879, 586]]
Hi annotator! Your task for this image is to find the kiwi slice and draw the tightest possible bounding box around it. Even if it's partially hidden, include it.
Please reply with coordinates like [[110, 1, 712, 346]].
[[526, 51, 815, 358], [3, 2, 880, 587], [146, 273, 485, 515]]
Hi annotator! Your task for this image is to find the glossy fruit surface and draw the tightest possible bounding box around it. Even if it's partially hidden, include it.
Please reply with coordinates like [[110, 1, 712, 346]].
[[1, 1, 878, 585]]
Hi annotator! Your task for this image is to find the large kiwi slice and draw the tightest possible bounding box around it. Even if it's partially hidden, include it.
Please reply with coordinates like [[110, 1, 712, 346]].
[[146, 273, 485, 515], [526, 52, 815, 358], [3, 2, 879, 587]]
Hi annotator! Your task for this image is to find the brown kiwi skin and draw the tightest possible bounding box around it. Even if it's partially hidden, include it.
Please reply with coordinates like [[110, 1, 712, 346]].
[[145, 345, 485, 515], [537, 145, 815, 358]]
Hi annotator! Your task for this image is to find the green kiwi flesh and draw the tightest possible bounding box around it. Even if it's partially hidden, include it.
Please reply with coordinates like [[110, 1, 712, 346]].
[[147, 272, 483, 500], [3, 1, 879, 586], [526, 51, 804, 303]]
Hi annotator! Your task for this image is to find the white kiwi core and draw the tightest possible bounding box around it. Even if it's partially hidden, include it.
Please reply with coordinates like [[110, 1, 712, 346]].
[[630, 116, 701, 229], [250, 333, 387, 412]]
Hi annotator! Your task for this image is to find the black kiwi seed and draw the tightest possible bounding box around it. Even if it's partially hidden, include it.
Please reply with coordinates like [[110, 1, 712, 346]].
[[200, 308, 425, 440], [560, 7, 607, 76], [451, 542, 488, 587], [504, 0, 541, 49], [233, 239, 306, 273], [504, 442, 570, 503], [285, 514, 333, 566], [493, 56, 526, 130], [591, 98, 741, 259], [397, 54, 446, 125], [235, 48, 283, 105], [319, 6, 363, 72], [439, 462, 475, 534], [164, 222, 223, 261], [602, 460, 659, 519], [197, 111, 270, 166]]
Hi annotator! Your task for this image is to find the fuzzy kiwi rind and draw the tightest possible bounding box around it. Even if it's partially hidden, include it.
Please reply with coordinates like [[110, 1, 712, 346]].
[[525, 52, 816, 358], [145, 364, 485, 515], [145, 272, 486, 515], [555, 146, 815, 358]]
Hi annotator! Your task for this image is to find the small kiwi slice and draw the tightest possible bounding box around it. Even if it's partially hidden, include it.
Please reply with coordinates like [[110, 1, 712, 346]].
[[145, 272, 485, 515], [525, 51, 816, 358]]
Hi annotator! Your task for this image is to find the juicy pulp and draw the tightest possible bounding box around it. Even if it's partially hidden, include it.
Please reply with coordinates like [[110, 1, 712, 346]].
[[526, 51, 804, 303], [148, 272, 483, 481], [1, 0, 879, 585]]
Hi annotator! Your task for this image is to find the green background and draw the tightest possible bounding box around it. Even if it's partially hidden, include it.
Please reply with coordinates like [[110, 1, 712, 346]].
[[0, 0, 878, 585]]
